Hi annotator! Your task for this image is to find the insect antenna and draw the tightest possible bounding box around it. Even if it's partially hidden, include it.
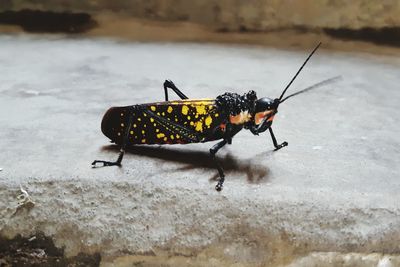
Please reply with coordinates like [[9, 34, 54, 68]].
[[278, 42, 322, 102], [280, 76, 342, 103]]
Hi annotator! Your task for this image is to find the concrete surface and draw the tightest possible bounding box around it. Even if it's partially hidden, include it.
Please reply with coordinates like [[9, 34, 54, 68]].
[[0, 34, 400, 266]]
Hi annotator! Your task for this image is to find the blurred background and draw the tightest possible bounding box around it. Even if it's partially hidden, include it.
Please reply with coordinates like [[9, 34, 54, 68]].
[[1, 0, 400, 53]]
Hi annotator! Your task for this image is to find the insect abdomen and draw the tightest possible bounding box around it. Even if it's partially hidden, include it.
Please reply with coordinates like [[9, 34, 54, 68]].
[[101, 106, 130, 144], [100, 100, 225, 146]]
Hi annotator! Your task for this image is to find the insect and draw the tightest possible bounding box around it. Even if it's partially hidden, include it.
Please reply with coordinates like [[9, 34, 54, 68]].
[[92, 42, 338, 191]]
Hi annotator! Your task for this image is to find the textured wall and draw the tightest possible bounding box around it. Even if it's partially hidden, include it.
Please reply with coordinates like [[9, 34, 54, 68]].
[[2, 0, 400, 31]]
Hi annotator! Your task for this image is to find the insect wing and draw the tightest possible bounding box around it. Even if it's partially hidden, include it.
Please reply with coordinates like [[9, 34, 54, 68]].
[[137, 99, 223, 144]]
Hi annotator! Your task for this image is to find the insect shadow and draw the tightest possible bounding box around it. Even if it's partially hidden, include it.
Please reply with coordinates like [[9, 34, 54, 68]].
[[101, 145, 270, 184]]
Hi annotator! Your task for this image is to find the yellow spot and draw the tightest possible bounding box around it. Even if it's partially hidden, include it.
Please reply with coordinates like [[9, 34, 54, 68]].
[[157, 133, 165, 138], [195, 105, 206, 115], [141, 139, 146, 143], [167, 106, 173, 113], [133, 124, 137, 128], [157, 112, 160, 116], [143, 113, 147, 117], [175, 118, 178, 122], [164, 137, 168, 141], [130, 131, 134, 134], [170, 135, 174, 140], [195, 121, 203, 132], [121, 123, 124, 127], [181, 105, 189, 115], [215, 113, 219, 117], [150, 118, 154, 122], [176, 134, 180, 139], [144, 124, 147, 128], [195, 114, 198, 119], [150, 106, 156, 111], [190, 121, 194, 126], [205, 116, 212, 126], [137, 118, 141, 121], [187, 116, 191, 120], [156, 129, 160, 132], [142, 130, 145, 134], [153, 123, 157, 127], [162, 112, 165, 116]]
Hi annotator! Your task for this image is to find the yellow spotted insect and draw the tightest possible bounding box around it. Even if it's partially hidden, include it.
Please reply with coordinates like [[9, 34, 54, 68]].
[[93, 43, 338, 191]]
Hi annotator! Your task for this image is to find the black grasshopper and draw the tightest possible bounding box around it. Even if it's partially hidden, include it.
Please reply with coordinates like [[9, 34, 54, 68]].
[[92, 43, 337, 191]]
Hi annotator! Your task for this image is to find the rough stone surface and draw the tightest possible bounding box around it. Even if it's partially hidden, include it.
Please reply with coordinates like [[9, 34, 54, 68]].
[[2, 1, 400, 31], [0, 35, 400, 266]]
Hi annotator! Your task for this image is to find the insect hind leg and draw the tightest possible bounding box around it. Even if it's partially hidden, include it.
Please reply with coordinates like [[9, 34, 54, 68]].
[[92, 149, 124, 167], [163, 80, 188, 101], [92, 106, 136, 168], [210, 139, 228, 191]]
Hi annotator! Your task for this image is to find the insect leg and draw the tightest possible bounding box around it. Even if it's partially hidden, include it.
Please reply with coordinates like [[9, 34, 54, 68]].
[[92, 108, 135, 167], [91, 148, 125, 167], [210, 139, 228, 191], [269, 127, 288, 151], [163, 80, 189, 101]]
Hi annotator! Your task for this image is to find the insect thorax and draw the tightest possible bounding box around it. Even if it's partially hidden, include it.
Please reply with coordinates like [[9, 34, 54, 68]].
[[215, 90, 257, 118]]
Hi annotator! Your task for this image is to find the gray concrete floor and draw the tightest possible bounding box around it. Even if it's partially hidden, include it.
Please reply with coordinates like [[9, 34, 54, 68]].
[[1, 34, 400, 265]]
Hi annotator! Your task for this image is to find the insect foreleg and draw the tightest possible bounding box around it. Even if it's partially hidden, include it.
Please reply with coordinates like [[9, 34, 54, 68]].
[[163, 80, 189, 101], [210, 139, 228, 191], [268, 127, 288, 151]]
